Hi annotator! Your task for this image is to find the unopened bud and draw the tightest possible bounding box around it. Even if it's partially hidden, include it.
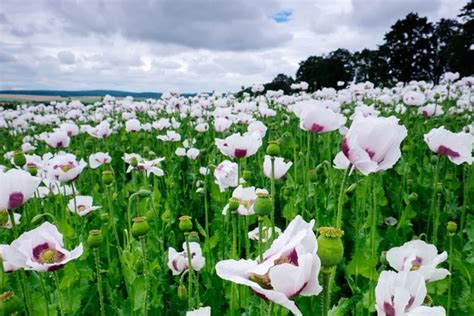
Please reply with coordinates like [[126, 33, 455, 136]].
[[177, 284, 187, 300]]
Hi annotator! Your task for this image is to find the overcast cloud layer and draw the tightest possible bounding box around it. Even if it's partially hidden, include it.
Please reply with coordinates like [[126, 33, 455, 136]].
[[0, 0, 468, 92]]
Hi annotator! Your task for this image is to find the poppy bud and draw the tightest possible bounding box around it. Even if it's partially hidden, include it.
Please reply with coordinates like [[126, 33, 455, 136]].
[[130, 157, 138, 168], [87, 230, 103, 248], [434, 93, 440, 100], [447, 221, 457, 235], [136, 189, 152, 197], [177, 284, 187, 300], [0, 210, 8, 225], [408, 192, 418, 201], [0, 291, 22, 315], [345, 183, 357, 194], [102, 170, 114, 186], [27, 165, 38, 176], [266, 142, 280, 156], [253, 193, 273, 216], [131, 217, 150, 238], [178, 215, 193, 232], [13, 150, 26, 168], [317, 227, 344, 268], [228, 197, 240, 212]]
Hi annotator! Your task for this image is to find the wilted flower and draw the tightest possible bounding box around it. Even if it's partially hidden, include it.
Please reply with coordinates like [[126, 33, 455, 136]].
[[215, 132, 262, 159], [342, 116, 407, 175], [2, 222, 83, 272], [424, 126, 473, 165], [214, 160, 238, 192], [0, 169, 41, 210], [263, 156, 292, 180], [67, 195, 101, 216], [216, 215, 322, 316], [386, 240, 449, 282], [167, 242, 205, 275]]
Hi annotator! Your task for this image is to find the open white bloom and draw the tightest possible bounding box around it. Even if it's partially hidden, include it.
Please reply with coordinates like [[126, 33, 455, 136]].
[[375, 270, 442, 316], [424, 126, 473, 165], [406, 306, 446, 316], [333, 151, 350, 170], [167, 242, 205, 275], [0, 169, 41, 210], [214, 117, 232, 132], [300, 107, 346, 133], [125, 118, 141, 132], [89, 152, 112, 169], [403, 91, 425, 106], [45, 130, 71, 148], [263, 156, 292, 180], [216, 216, 322, 316], [342, 116, 407, 175], [386, 240, 449, 282], [186, 306, 211, 316], [46, 154, 87, 182], [2, 222, 83, 272], [214, 160, 238, 192], [418, 104, 444, 117], [215, 132, 262, 159], [67, 195, 100, 216]]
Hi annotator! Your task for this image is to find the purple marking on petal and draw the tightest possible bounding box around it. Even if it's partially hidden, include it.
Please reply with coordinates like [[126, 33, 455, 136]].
[[8, 192, 24, 209], [341, 138, 350, 158], [383, 302, 396, 316], [48, 264, 64, 272], [252, 289, 269, 301], [437, 145, 460, 158], [57, 141, 63, 147], [33, 243, 50, 261], [411, 256, 423, 268], [172, 259, 179, 271], [366, 149, 376, 159], [287, 248, 299, 266], [291, 281, 308, 298], [234, 148, 247, 158], [405, 296, 415, 311], [311, 123, 324, 133]]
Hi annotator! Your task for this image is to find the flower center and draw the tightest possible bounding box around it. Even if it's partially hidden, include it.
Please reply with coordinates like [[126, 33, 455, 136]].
[[77, 205, 86, 212], [33, 243, 65, 264], [40, 249, 57, 263]]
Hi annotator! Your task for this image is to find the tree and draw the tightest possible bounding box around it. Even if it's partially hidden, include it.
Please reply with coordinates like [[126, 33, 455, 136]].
[[264, 73, 294, 94], [353, 48, 390, 85], [380, 13, 435, 82], [296, 54, 352, 91], [431, 18, 462, 83]]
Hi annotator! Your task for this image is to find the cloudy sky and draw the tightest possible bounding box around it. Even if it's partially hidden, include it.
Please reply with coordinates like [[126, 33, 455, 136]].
[[0, 0, 468, 92]]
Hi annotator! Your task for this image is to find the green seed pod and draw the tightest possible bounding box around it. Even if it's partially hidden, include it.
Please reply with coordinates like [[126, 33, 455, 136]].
[[87, 230, 103, 248], [177, 284, 187, 300], [430, 155, 439, 164], [447, 221, 457, 235], [0, 210, 9, 226], [131, 217, 150, 238], [13, 150, 26, 168], [100, 212, 110, 223], [187, 231, 200, 242], [253, 193, 273, 216], [178, 215, 193, 232], [27, 165, 38, 176], [317, 227, 344, 268], [0, 291, 23, 315], [148, 151, 156, 159], [102, 170, 114, 186], [130, 157, 139, 167], [228, 197, 240, 212], [266, 142, 280, 156]]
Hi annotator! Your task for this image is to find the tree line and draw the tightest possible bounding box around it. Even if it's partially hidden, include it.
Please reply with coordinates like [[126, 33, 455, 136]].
[[259, 1, 473, 93]]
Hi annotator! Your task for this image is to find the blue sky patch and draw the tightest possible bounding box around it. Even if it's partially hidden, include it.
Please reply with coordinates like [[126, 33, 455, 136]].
[[273, 10, 292, 23]]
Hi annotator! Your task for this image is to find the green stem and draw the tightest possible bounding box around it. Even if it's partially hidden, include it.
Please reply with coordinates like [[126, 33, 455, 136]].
[[94, 248, 106, 316], [335, 167, 350, 229], [185, 234, 195, 310], [429, 157, 440, 239], [258, 217, 263, 262], [39, 273, 51, 316], [53, 271, 64, 316], [321, 271, 331, 316], [270, 156, 276, 241], [369, 175, 378, 310], [447, 234, 453, 316], [140, 237, 149, 316]]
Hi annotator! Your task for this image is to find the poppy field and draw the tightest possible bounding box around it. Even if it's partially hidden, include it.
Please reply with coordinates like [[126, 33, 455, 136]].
[[0, 75, 473, 315]]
